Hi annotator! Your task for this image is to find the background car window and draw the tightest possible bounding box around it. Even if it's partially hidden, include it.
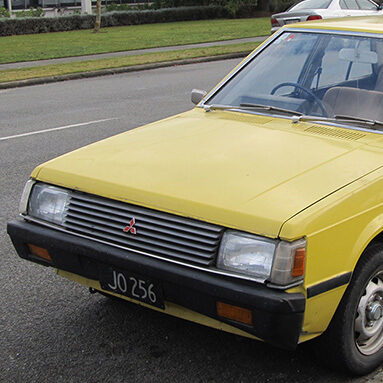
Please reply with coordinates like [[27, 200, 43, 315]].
[[356, 0, 378, 9], [290, 0, 332, 10], [340, 0, 360, 9], [317, 37, 374, 87]]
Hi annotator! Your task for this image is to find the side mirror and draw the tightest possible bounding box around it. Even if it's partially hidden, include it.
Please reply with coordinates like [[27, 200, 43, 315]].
[[191, 89, 207, 105]]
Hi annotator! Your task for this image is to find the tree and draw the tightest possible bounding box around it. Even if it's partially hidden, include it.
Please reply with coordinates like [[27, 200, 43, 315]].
[[94, 0, 101, 33]]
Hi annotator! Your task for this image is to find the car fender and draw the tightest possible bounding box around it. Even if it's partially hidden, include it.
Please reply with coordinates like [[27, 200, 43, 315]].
[[281, 166, 383, 337]]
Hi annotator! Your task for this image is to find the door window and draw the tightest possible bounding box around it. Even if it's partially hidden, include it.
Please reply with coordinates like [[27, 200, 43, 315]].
[[340, 0, 359, 9], [356, 0, 378, 9]]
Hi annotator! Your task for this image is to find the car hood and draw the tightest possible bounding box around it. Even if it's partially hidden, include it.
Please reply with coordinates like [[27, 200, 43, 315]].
[[32, 108, 383, 238]]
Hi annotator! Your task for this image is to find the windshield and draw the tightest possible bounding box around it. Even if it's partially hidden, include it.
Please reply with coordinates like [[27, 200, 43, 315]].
[[289, 0, 332, 10], [207, 31, 383, 127]]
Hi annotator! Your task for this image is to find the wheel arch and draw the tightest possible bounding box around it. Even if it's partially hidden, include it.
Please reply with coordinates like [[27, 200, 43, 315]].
[[313, 243, 383, 375], [312, 220, 383, 336], [350, 215, 383, 273]]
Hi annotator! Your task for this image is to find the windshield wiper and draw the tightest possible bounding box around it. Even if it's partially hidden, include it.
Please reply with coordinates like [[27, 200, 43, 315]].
[[203, 103, 303, 117], [291, 114, 383, 130], [292, 115, 333, 123], [203, 104, 239, 112], [333, 115, 383, 129], [240, 103, 303, 116]]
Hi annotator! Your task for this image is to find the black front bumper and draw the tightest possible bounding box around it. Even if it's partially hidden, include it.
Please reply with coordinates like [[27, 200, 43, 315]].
[[7, 219, 305, 349]]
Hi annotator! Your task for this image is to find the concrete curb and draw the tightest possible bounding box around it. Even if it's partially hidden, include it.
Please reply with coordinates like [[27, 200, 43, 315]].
[[0, 52, 249, 90]]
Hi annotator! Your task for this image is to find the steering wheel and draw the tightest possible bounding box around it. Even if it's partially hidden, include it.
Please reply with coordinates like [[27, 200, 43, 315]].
[[271, 82, 327, 117]]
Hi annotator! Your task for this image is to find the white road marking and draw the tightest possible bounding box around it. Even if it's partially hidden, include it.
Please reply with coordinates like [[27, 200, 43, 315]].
[[0, 118, 119, 142]]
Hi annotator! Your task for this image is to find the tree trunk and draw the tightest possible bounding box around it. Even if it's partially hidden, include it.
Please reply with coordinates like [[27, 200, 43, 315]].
[[94, 0, 101, 33]]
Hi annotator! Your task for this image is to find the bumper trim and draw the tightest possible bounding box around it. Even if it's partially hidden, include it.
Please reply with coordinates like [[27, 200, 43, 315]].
[[7, 219, 306, 350]]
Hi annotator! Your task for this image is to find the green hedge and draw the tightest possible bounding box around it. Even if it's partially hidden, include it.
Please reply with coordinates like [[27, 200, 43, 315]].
[[0, 5, 264, 36]]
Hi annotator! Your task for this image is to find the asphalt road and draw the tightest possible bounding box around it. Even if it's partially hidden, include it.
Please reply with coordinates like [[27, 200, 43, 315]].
[[0, 60, 379, 383]]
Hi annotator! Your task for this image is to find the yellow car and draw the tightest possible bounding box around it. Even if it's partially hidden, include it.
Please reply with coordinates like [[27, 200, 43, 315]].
[[9, 16, 383, 376]]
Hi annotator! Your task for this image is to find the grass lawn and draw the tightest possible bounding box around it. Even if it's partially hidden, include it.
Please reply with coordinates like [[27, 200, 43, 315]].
[[0, 18, 270, 64], [0, 42, 260, 83]]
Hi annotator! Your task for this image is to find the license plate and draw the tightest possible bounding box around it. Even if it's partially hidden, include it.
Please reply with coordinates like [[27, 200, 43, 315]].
[[99, 266, 165, 309], [285, 19, 300, 24]]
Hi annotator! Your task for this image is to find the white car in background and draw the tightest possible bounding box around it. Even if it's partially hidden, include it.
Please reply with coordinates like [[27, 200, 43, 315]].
[[271, 0, 383, 33]]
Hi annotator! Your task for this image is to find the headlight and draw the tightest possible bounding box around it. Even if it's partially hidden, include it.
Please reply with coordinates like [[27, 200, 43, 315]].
[[26, 183, 71, 225], [217, 231, 276, 280], [217, 230, 306, 287]]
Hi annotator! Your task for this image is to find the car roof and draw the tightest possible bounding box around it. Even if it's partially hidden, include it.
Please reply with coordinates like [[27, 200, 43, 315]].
[[284, 15, 383, 34], [289, 0, 335, 11]]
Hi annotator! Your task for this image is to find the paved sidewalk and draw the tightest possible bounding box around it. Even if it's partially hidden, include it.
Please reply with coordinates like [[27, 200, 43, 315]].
[[0, 36, 268, 71]]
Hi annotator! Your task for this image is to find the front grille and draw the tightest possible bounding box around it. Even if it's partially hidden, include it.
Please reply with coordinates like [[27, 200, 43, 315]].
[[63, 192, 225, 267]]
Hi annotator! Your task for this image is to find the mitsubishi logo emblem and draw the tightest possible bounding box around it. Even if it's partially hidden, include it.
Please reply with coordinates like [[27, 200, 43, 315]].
[[123, 218, 137, 235]]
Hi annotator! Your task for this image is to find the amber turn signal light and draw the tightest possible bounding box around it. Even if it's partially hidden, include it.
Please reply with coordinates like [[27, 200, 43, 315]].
[[28, 244, 52, 261], [216, 302, 253, 325], [292, 248, 306, 277]]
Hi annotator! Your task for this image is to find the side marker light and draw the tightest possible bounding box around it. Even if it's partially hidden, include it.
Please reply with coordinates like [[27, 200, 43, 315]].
[[28, 244, 52, 261], [217, 302, 253, 325]]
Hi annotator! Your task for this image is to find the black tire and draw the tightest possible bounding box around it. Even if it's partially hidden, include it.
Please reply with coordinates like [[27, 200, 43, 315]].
[[316, 244, 383, 375]]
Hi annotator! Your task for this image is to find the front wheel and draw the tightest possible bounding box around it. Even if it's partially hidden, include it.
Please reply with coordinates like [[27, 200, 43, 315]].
[[317, 245, 383, 375]]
